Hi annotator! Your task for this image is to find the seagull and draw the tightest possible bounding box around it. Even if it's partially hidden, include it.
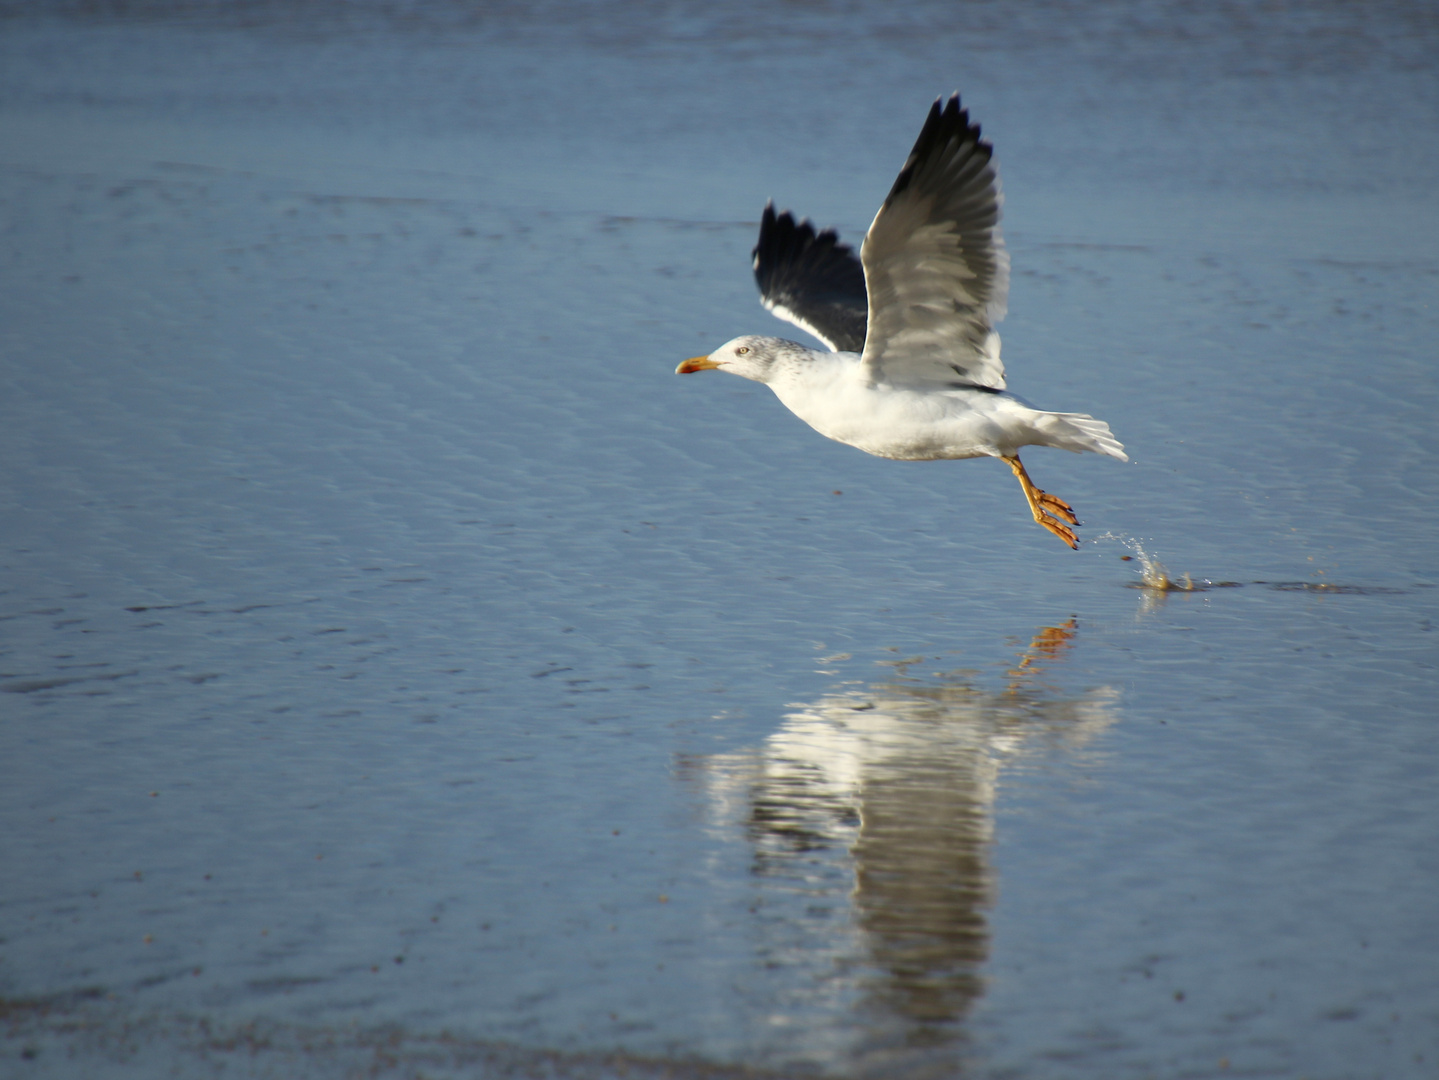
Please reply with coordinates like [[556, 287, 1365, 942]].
[[676, 94, 1126, 548]]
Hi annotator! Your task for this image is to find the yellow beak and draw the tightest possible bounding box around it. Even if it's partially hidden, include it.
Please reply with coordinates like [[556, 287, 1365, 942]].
[[676, 355, 722, 374]]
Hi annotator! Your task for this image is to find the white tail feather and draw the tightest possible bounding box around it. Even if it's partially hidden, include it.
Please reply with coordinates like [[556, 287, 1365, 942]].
[[1034, 411, 1128, 461]]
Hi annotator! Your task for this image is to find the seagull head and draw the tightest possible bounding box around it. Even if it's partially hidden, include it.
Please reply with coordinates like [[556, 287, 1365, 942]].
[[675, 336, 799, 384]]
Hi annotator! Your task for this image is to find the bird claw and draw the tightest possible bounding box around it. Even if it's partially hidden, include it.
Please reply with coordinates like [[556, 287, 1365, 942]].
[[1036, 490, 1080, 526], [1002, 455, 1082, 550], [1035, 511, 1080, 549]]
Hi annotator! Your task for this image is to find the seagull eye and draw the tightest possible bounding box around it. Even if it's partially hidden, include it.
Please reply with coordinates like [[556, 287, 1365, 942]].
[[736, 346, 750, 355]]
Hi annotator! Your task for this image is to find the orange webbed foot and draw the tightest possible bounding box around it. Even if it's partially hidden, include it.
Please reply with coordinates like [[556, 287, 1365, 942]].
[[1003, 455, 1082, 550]]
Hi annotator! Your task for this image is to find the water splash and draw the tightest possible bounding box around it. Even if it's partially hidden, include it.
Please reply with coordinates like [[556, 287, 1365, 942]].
[[1094, 533, 1196, 591]]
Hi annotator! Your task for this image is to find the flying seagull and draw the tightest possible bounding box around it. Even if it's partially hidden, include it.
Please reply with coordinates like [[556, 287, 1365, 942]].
[[677, 94, 1126, 548]]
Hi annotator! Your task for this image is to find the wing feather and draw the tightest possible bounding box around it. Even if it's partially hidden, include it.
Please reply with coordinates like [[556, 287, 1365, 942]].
[[859, 94, 1009, 390], [752, 203, 868, 353]]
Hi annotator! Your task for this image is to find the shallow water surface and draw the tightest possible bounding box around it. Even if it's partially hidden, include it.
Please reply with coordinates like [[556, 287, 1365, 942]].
[[2, 3, 1437, 1078]]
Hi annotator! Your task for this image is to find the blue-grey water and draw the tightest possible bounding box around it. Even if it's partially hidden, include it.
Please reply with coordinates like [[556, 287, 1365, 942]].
[[2, 3, 1436, 1078]]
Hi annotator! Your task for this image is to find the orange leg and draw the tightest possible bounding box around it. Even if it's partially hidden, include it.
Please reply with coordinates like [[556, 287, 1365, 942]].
[[1002, 455, 1080, 549]]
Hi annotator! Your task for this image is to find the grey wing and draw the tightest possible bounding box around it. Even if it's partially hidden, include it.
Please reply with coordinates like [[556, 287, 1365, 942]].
[[859, 94, 1009, 390], [753, 202, 868, 353]]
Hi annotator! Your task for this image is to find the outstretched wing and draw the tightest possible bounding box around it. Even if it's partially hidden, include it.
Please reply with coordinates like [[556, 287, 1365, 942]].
[[752, 202, 868, 353], [859, 94, 1009, 390]]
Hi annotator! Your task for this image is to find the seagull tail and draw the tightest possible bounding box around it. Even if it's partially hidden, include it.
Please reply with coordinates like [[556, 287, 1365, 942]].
[[1032, 411, 1129, 462]]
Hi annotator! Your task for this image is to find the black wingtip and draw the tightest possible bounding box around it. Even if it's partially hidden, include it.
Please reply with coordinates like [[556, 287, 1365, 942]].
[[752, 208, 859, 273], [887, 92, 992, 205], [942, 92, 985, 144], [751, 204, 868, 352]]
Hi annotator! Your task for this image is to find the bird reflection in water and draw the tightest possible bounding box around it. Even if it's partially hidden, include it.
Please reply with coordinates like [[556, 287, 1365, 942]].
[[685, 621, 1119, 1075]]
